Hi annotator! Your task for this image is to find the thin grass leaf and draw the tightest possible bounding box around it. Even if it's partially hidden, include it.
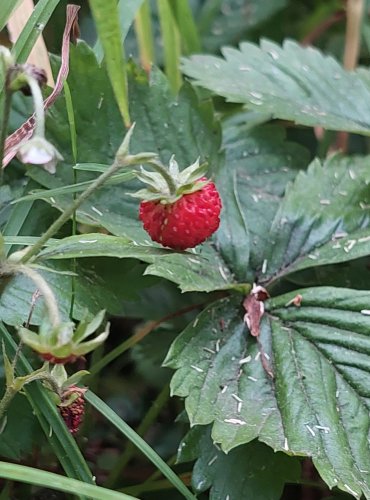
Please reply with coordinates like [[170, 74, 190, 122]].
[[13, 171, 135, 203], [0, 0, 23, 31], [157, 0, 182, 92], [86, 391, 197, 500], [2, 180, 38, 257], [170, 0, 201, 54], [94, 0, 144, 63], [11, 0, 60, 63], [73, 163, 111, 172], [89, 0, 130, 126], [135, 0, 155, 71], [3, 236, 55, 246], [0, 461, 137, 500]]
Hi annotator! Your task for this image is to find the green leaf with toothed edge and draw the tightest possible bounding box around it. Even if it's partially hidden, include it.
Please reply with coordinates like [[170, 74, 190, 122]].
[[215, 120, 309, 281], [177, 426, 300, 500], [182, 39, 370, 135], [36, 233, 235, 293], [164, 287, 370, 499], [259, 154, 370, 283]]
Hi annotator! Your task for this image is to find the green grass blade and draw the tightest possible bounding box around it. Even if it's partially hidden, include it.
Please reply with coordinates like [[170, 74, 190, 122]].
[[0, 323, 93, 490], [73, 163, 111, 172], [94, 0, 144, 63], [0, 0, 23, 31], [135, 0, 155, 70], [157, 0, 182, 92], [13, 171, 135, 203], [11, 0, 60, 63], [0, 462, 138, 500], [3, 236, 56, 246], [86, 391, 197, 500], [171, 0, 201, 54], [89, 0, 130, 127], [2, 180, 38, 256]]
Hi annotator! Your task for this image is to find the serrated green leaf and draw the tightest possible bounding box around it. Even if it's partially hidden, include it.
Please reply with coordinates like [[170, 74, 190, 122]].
[[165, 287, 370, 498], [182, 39, 370, 135], [36, 233, 235, 293], [261, 155, 370, 283], [178, 427, 300, 499], [218, 121, 309, 280], [197, 0, 287, 53]]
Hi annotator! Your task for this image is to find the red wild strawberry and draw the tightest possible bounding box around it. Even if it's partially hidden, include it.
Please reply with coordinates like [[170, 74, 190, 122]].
[[134, 157, 222, 250]]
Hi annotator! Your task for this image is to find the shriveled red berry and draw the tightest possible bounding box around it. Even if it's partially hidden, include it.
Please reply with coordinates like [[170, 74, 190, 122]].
[[139, 178, 222, 250], [58, 386, 86, 435]]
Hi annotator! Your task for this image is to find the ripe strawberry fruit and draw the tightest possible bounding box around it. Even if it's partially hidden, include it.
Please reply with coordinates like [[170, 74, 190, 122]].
[[135, 157, 222, 250]]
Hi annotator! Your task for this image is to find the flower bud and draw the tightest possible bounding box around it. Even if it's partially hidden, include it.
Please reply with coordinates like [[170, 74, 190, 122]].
[[16, 136, 63, 174]]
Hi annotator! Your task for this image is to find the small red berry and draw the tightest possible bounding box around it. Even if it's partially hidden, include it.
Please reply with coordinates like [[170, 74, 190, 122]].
[[139, 178, 222, 250], [58, 386, 86, 435]]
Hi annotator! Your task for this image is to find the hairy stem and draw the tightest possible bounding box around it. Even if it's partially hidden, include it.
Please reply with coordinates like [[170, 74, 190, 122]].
[[0, 385, 17, 421], [20, 159, 126, 264], [17, 265, 61, 327]]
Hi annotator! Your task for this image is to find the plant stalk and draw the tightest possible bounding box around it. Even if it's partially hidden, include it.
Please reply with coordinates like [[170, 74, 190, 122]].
[[26, 75, 45, 137], [19, 156, 137, 264], [0, 385, 17, 421], [0, 88, 12, 179]]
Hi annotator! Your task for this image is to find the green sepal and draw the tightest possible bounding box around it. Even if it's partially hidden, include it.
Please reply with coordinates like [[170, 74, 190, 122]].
[[73, 309, 106, 343], [133, 155, 210, 203], [64, 370, 90, 388], [18, 328, 45, 352]]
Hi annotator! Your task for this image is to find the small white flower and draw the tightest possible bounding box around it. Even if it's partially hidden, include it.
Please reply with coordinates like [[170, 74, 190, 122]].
[[16, 136, 63, 174]]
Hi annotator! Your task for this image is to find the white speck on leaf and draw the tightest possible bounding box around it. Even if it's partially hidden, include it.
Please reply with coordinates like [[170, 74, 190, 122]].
[[191, 365, 204, 373], [224, 418, 246, 425]]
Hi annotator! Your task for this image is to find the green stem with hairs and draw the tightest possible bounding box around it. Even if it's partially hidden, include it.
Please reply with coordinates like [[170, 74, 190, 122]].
[[0, 366, 59, 421], [0, 385, 17, 422], [19, 150, 155, 264]]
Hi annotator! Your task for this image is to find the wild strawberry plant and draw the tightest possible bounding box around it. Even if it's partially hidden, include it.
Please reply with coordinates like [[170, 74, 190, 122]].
[[0, 1, 370, 499]]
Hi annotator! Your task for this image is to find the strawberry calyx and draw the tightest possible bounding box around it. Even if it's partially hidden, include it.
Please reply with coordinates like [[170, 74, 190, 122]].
[[132, 156, 210, 204], [18, 309, 109, 365]]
